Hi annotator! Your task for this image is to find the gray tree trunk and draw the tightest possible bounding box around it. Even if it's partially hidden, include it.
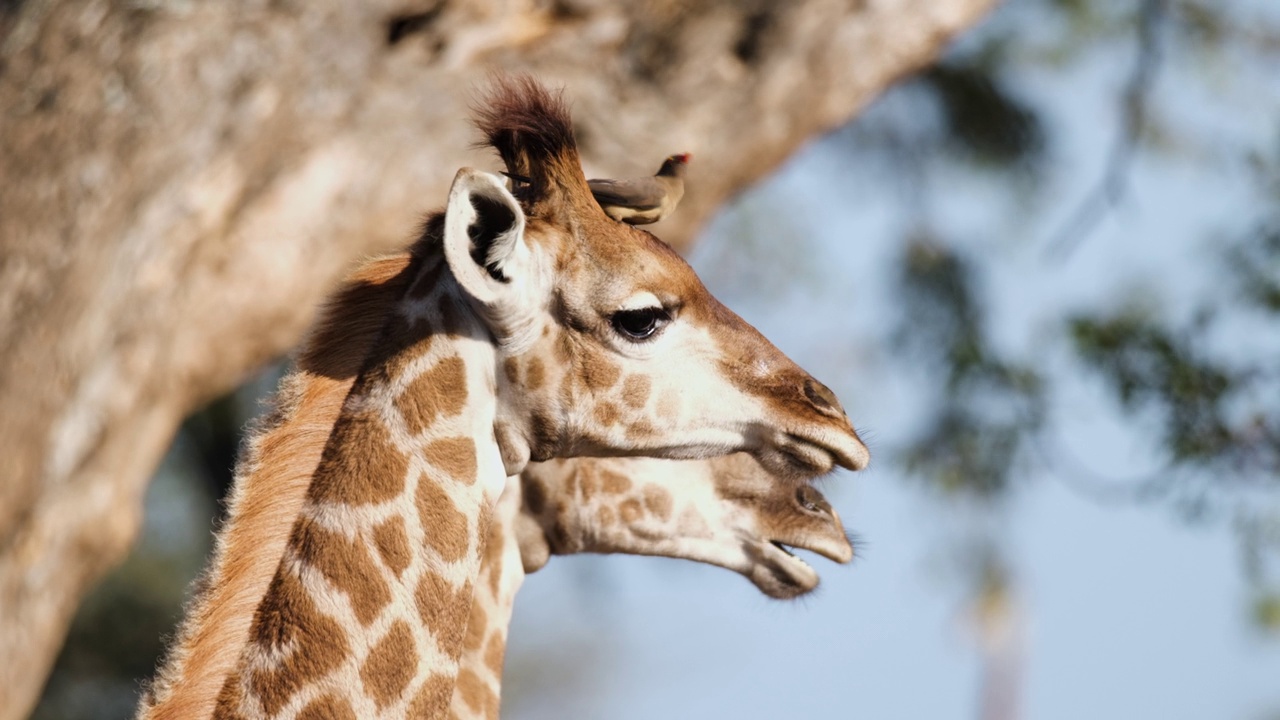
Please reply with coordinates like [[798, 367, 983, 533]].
[[0, 0, 994, 716]]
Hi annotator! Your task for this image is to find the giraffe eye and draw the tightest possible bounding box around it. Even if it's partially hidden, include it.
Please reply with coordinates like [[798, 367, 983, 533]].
[[611, 307, 670, 341]]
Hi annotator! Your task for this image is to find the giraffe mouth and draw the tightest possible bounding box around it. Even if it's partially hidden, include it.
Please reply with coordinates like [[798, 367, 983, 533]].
[[752, 432, 837, 480], [777, 435, 836, 475], [764, 429, 869, 479], [769, 541, 805, 560], [755, 540, 820, 599], [767, 538, 849, 566], [751, 535, 850, 600]]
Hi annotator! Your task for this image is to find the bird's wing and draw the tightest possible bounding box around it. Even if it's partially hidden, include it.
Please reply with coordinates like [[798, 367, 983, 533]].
[[587, 177, 666, 210]]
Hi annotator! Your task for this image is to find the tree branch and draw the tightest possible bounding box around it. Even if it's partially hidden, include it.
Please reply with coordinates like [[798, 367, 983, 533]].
[[1043, 0, 1168, 260]]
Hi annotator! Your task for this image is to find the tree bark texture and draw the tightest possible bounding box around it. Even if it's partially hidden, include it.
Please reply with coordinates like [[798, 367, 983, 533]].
[[0, 0, 994, 716]]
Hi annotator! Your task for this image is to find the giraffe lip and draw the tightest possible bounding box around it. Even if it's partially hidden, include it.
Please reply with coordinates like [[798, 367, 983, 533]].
[[777, 434, 836, 476], [768, 541, 810, 569], [782, 428, 870, 474], [768, 536, 848, 565], [770, 540, 796, 557], [756, 539, 820, 598]]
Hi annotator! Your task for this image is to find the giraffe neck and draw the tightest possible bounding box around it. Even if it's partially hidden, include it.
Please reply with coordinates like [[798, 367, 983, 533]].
[[216, 251, 510, 719], [139, 256, 412, 720], [449, 477, 526, 720]]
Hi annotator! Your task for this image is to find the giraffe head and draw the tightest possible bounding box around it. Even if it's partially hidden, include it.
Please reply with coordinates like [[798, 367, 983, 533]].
[[438, 75, 869, 480], [516, 454, 854, 599]]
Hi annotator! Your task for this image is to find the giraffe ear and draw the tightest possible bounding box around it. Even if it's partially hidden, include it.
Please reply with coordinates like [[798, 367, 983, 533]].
[[442, 168, 533, 310]]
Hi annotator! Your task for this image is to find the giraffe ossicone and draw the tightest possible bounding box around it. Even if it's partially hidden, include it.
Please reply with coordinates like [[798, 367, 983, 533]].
[[141, 74, 868, 720]]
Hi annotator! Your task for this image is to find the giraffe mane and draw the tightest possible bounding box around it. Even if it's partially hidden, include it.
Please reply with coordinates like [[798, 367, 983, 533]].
[[140, 253, 415, 720], [471, 73, 597, 217]]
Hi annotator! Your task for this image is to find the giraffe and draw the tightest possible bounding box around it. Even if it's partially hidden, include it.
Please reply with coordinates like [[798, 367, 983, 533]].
[[140, 75, 868, 720], [514, 453, 853, 598], [450, 453, 854, 719]]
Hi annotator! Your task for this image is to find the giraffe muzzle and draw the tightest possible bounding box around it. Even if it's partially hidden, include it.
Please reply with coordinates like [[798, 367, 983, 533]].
[[761, 374, 868, 474], [768, 425, 870, 478]]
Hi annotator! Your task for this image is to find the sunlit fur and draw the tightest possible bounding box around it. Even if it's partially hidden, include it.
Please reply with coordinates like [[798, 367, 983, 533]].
[[139, 243, 860, 717], [140, 75, 870, 720], [139, 256, 414, 720]]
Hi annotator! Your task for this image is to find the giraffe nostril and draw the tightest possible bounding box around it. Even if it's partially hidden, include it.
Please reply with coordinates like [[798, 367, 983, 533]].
[[803, 378, 844, 416], [795, 485, 831, 515]]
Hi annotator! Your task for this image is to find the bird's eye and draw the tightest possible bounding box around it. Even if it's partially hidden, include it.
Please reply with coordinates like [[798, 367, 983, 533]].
[[611, 307, 670, 341]]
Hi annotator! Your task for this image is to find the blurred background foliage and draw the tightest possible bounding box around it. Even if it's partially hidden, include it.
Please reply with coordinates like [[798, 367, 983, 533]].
[[31, 0, 1280, 717], [832, 0, 1280, 627]]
